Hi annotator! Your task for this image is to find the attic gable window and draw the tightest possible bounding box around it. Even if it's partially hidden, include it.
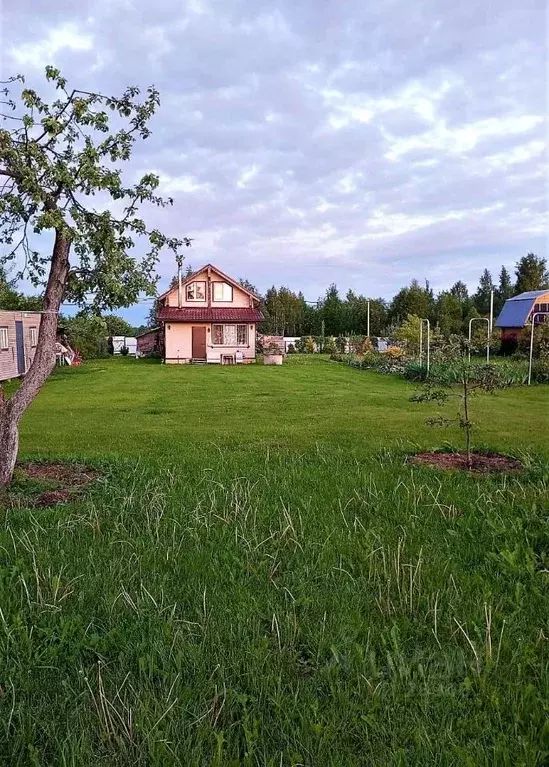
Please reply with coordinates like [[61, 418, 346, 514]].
[[212, 282, 233, 302], [186, 281, 206, 301]]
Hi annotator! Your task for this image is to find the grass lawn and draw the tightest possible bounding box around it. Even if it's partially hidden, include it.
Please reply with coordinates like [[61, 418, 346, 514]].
[[2, 356, 548, 765]]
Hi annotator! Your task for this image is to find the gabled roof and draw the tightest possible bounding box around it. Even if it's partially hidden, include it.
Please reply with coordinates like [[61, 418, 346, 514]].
[[506, 289, 549, 302], [157, 307, 263, 322], [495, 289, 549, 328], [157, 263, 260, 302]]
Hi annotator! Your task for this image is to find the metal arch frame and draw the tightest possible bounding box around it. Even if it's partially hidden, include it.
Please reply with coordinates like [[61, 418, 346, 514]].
[[528, 311, 549, 385], [419, 318, 430, 374], [468, 317, 490, 363]]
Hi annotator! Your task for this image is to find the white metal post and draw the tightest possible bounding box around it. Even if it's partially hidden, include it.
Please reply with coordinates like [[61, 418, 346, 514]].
[[367, 301, 370, 338], [468, 317, 490, 363], [419, 318, 430, 374], [177, 258, 182, 308], [489, 290, 494, 333], [528, 311, 549, 385], [424, 319, 430, 374]]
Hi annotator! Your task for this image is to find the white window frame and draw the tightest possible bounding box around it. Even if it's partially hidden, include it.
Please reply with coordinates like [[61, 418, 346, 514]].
[[0, 327, 8, 350], [29, 326, 38, 347], [212, 324, 249, 346], [185, 281, 206, 302], [212, 282, 233, 302]]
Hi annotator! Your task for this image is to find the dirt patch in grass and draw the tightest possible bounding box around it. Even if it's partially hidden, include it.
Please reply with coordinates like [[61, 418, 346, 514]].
[[21, 462, 99, 487], [408, 452, 523, 474], [2, 462, 100, 509]]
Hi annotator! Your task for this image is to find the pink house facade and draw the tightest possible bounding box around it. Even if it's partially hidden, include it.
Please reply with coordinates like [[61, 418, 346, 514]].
[[156, 264, 263, 364]]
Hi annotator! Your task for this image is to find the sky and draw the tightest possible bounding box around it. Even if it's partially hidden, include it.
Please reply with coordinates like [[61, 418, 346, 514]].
[[1, 0, 547, 325]]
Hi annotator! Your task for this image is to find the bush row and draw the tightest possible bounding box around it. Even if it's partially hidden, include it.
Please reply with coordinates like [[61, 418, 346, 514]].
[[330, 352, 549, 385]]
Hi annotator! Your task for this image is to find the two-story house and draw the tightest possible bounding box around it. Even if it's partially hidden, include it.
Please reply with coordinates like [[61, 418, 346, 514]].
[[156, 264, 263, 364]]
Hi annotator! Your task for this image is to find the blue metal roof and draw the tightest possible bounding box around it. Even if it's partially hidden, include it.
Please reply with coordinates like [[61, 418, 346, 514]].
[[495, 299, 533, 328], [507, 290, 548, 302]]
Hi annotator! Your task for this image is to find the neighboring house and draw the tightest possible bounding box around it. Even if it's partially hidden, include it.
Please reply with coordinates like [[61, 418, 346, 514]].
[[136, 327, 163, 357], [156, 264, 263, 364], [495, 290, 549, 347], [0, 310, 41, 382]]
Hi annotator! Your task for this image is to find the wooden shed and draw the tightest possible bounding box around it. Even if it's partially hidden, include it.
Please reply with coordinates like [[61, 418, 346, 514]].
[[0, 310, 42, 382], [136, 327, 163, 357]]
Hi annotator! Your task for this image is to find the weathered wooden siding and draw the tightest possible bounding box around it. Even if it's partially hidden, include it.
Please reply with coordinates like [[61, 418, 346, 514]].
[[137, 328, 162, 356], [0, 311, 42, 382]]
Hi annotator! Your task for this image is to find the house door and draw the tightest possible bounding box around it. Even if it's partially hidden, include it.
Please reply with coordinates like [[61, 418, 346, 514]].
[[15, 321, 26, 375], [191, 327, 207, 359]]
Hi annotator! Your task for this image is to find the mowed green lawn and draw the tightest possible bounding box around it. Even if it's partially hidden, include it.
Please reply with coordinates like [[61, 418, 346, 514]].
[[2, 357, 549, 765]]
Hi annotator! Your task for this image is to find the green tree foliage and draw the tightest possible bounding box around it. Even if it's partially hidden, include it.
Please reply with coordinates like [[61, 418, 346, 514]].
[[518, 323, 549, 358], [390, 280, 434, 323], [449, 281, 468, 302], [496, 266, 514, 313], [238, 277, 258, 295], [262, 286, 307, 335], [103, 314, 135, 337], [344, 291, 388, 336], [514, 253, 549, 294], [0, 266, 42, 310], [61, 313, 109, 359], [320, 284, 344, 336], [435, 292, 464, 335], [0, 66, 190, 485], [394, 314, 423, 356], [473, 269, 495, 315]]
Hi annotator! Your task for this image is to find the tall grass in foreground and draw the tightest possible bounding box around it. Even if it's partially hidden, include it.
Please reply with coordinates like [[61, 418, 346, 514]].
[[1, 444, 548, 765]]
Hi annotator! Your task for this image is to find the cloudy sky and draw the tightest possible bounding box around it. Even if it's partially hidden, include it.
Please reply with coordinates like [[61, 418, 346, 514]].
[[1, 0, 547, 323]]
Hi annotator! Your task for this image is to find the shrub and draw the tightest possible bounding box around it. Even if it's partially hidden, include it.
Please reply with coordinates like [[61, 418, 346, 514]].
[[519, 323, 549, 358], [349, 335, 365, 354], [303, 336, 316, 354], [532, 356, 549, 383], [120, 345, 129, 356], [287, 343, 296, 354], [323, 336, 337, 355], [362, 337, 374, 354], [404, 362, 429, 381], [385, 345, 404, 358], [335, 336, 347, 353]]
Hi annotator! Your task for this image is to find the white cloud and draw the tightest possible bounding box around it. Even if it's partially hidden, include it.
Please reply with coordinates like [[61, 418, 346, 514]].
[[8, 22, 93, 68]]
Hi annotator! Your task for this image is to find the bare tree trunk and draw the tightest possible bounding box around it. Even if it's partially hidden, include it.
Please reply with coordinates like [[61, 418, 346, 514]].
[[0, 231, 71, 486]]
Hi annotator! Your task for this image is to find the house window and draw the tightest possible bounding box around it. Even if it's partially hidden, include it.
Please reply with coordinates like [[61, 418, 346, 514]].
[[212, 324, 249, 346], [29, 326, 38, 347], [186, 281, 206, 301], [212, 325, 224, 344], [212, 282, 233, 302], [237, 324, 248, 345], [0, 327, 8, 350]]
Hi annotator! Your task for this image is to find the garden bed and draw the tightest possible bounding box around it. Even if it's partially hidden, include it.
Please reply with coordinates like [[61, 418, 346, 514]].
[[408, 451, 523, 474], [2, 461, 100, 509]]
